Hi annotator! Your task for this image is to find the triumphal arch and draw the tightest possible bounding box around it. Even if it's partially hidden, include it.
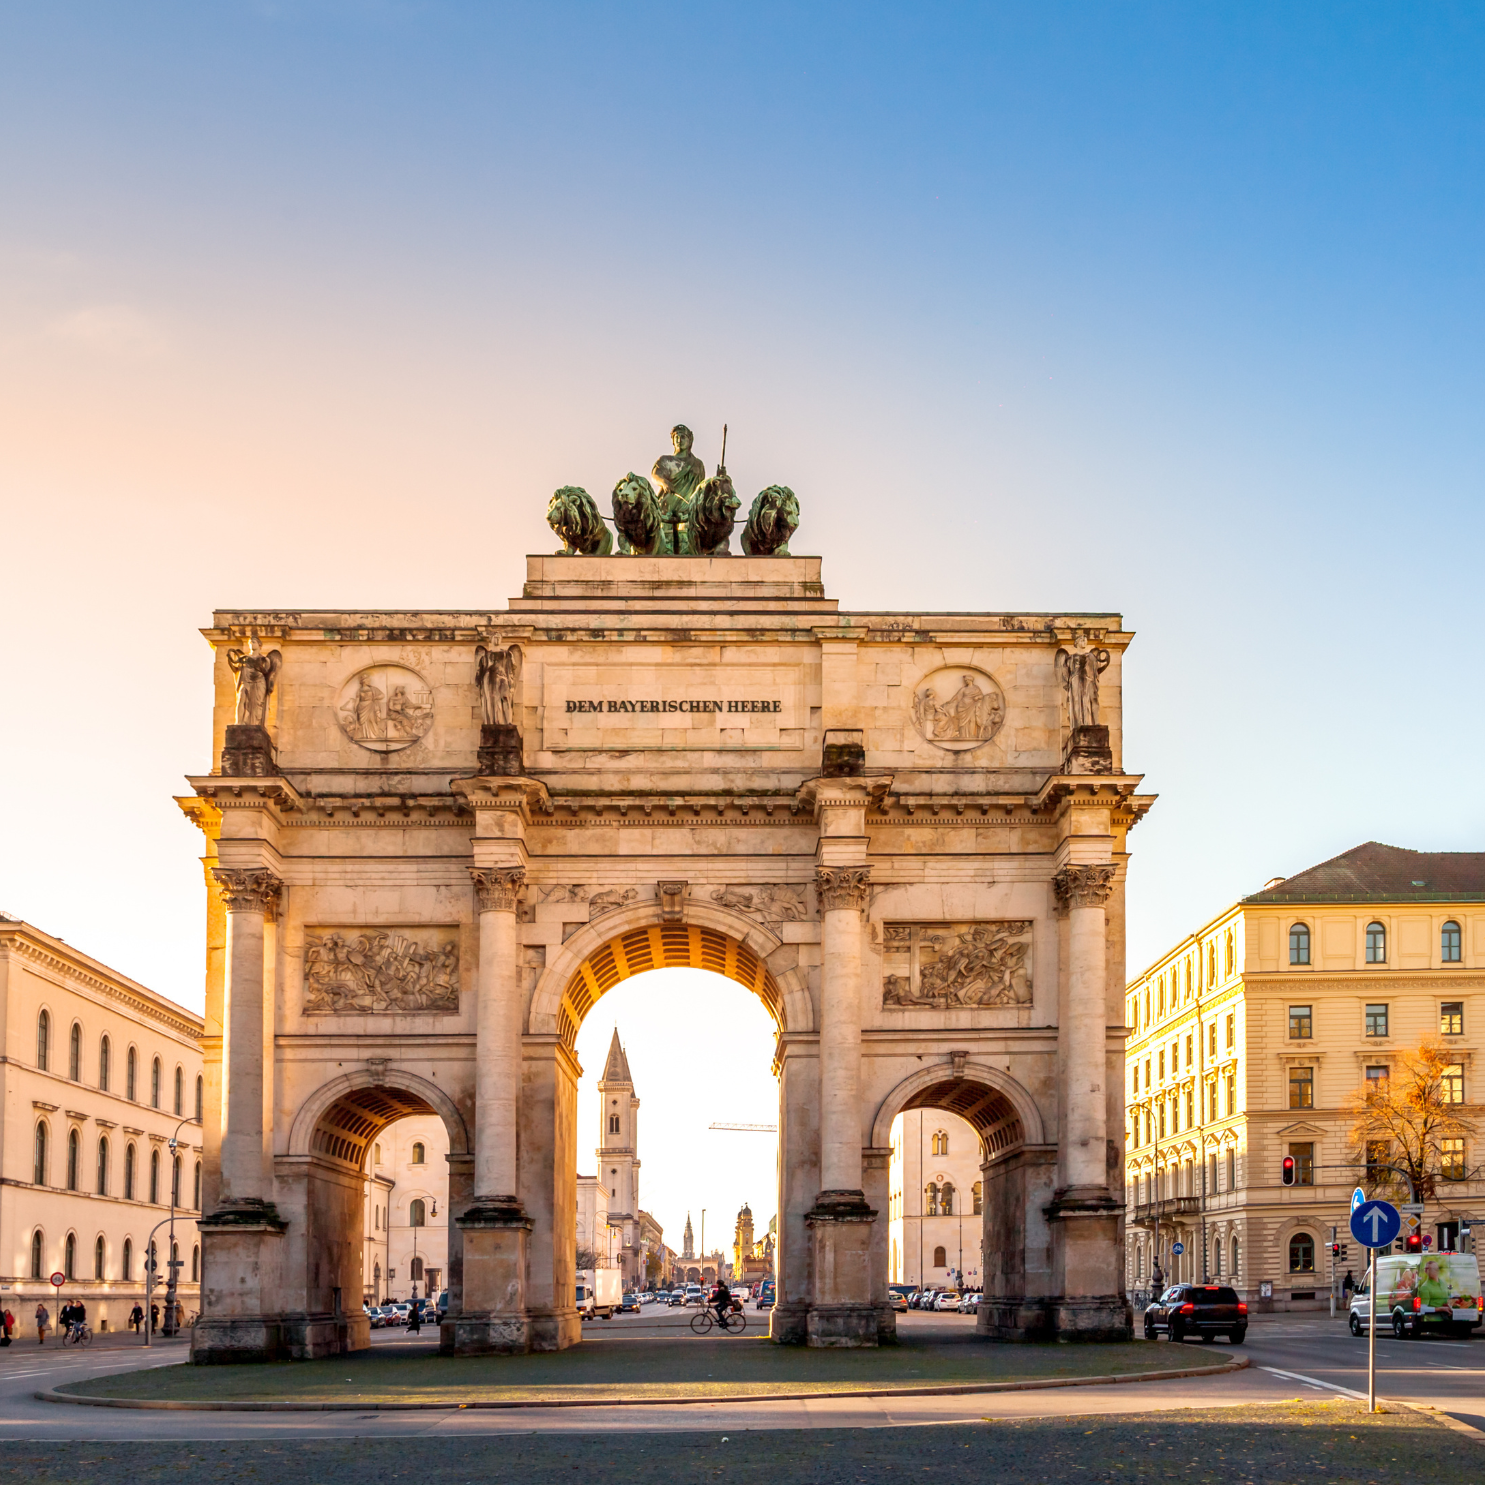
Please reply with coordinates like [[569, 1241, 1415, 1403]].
[[178, 428, 1153, 1362]]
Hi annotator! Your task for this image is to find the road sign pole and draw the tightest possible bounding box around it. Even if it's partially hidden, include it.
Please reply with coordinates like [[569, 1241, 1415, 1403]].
[[1367, 1244, 1376, 1413]]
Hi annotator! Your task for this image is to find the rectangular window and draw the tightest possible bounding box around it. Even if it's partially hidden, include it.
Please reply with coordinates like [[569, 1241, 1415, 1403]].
[[1365, 1140, 1389, 1183], [1365, 1004, 1389, 1038], [1226, 1013, 1235, 1049], [1288, 1141, 1315, 1185], [1442, 1065, 1465, 1105], [1158, 1050, 1165, 1080], [1441, 1002, 1464, 1036], [1288, 1066, 1314, 1110], [1289, 1005, 1312, 1039], [1159, 1104, 1167, 1138], [1226, 1148, 1236, 1190], [1442, 1138, 1466, 1182], [1144, 1109, 1152, 1143], [1365, 1065, 1389, 1088], [1208, 1153, 1218, 1193], [1225, 1070, 1236, 1115], [1185, 1087, 1194, 1127], [1208, 1022, 1217, 1058], [1144, 1058, 1151, 1089], [1185, 1033, 1193, 1068]]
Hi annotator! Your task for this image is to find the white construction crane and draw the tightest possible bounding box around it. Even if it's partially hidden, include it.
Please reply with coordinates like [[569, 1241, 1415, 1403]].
[[709, 1122, 778, 1132]]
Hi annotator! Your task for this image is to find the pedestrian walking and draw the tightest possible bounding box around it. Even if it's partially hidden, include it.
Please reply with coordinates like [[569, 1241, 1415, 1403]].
[[1, 1308, 13, 1346], [34, 1304, 48, 1344], [129, 1303, 144, 1334], [150, 1303, 160, 1333], [406, 1298, 422, 1334], [1342, 1269, 1356, 1302]]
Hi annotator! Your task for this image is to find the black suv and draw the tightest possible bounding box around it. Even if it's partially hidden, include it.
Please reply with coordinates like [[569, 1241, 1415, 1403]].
[[1142, 1284, 1246, 1344]]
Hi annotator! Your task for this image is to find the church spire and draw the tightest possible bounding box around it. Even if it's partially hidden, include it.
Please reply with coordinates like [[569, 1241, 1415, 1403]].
[[600, 1027, 633, 1085]]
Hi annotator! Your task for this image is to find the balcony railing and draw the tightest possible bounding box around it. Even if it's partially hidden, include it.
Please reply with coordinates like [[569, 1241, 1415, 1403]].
[[1129, 1196, 1201, 1224]]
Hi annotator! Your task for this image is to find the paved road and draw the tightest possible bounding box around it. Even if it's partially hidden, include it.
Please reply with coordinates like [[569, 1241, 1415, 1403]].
[[1, 1307, 1481, 1440]]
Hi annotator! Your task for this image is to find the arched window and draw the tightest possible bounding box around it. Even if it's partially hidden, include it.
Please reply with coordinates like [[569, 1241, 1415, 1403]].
[[1224, 929, 1234, 977], [1230, 1236, 1240, 1278], [33, 1121, 48, 1186], [972, 1181, 983, 1215], [30, 1231, 43, 1280], [36, 1009, 49, 1070], [373, 1143, 382, 1165], [940, 1182, 955, 1216], [69, 1022, 82, 1081], [1366, 922, 1387, 964], [1288, 920, 1312, 968], [1288, 1232, 1315, 1273], [195, 1075, 204, 1121], [64, 1232, 76, 1280], [410, 1256, 425, 1281], [174, 1065, 183, 1117], [609, 1115, 620, 1133], [373, 1261, 381, 1294], [126, 1046, 137, 1101], [1443, 921, 1462, 964], [193, 1161, 202, 1210], [1212, 1240, 1222, 1276], [123, 1237, 133, 1280], [924, 1183, 939, 1216], [931, 1130, 948, 1156], [1207, 943, 1217, 985], [66, 1128, 80, 1190], [149, 1148, 160, 1205], [171, 1154, 181, 1207], [124, 1142, 136, 1200], [151, 1057, 161, 1109], [97, 1136, 109, 1196], [411, 1142, 426, 1164], [191, 1244, 200, 1282], [932, 1245, 947, 1268], [409, 1198, 426, 1227], [99, 1034, 111, 1091], [95, 1235, 106, 1279]]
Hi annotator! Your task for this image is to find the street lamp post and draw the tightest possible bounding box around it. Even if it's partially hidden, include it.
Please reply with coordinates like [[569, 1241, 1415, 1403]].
[[162, 1116, 200, 1337]]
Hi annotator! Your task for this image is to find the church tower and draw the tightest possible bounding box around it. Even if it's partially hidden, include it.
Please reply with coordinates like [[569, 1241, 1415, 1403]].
[[597, 1028, 641, 1286], [683, 1212, 695, 1260]]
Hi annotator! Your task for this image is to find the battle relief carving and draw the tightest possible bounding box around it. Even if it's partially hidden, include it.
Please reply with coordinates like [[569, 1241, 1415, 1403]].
[[881, 921, 1033, 1008], [302, 927, 460, 1015], [710, 883, 809, 932], [910, 667, 1006, 752], [338, 665, 435, 752]]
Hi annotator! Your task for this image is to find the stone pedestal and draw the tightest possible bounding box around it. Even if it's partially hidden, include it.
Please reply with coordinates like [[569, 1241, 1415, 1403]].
[[804, 1190, 879, 1347], [477, 724, 525, 775], [191, 1200, 287, 1364], [1047, 1190, 1131, 1341], [221, 724, 277, 777], [1062, 724, 1112, 774], [444, 1200, 533, 1355], [821, 728, 865, 777]]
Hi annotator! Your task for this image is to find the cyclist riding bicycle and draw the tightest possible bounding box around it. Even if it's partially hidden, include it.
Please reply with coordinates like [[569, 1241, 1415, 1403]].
[[710, 1279, 733, 1330]]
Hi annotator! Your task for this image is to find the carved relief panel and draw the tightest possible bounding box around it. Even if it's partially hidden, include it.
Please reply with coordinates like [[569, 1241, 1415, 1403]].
[[881, 921, 1033, 1008], [337, 664, 435, 752], [303, 926, 460, 1014]]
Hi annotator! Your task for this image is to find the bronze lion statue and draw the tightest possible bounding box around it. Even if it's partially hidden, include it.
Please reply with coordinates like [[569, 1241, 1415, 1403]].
[[686, 473, 740, 555], [547, 486, 612, 556], [741, 485, 799, 556], [611, 472, 667, 555]]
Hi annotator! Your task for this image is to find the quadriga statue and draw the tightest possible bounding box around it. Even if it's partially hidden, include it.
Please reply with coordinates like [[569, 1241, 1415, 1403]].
[[547, 486, 612, 556], [688, 473, 740, 555], [741, 485, 799, 556], [611, 473, 667, 556]]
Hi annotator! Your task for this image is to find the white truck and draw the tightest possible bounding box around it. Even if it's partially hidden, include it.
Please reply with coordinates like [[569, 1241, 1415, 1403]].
[[576, 1267, 623, 1319]]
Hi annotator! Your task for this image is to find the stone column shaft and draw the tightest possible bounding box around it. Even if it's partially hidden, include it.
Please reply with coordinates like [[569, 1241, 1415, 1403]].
[[212, 868, 280, 1206], [816, 866, 870, 1195], [471, 868, 526, 1203]]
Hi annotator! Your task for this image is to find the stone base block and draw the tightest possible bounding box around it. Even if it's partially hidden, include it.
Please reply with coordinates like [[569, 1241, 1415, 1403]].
[[221, 724, 277, 777], [821, 729, 865, 777], [1049, 1296, 1133, 1343], [445, 1198, 533, 1355], [1063, 724, 1112, 774], [443, 1312, 533, 1355], [528, 1307, 582, 1352], [978, 1299, 1054, 1341], [190, 1316, 284, 1364], [769, 1300, 810, 1346], [805, 1188, 879, 1349], [477, 724, 525, 776], [279, 1312, 370, 1359], [807, 1303, 881, 1347]]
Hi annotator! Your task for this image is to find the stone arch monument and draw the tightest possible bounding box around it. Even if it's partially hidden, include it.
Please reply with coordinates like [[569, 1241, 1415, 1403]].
[[179, 438, 1152, 1361]]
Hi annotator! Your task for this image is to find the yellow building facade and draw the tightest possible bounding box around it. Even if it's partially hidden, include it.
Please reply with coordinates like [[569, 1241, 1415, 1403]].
[[1125, 843, 1485, 1310]]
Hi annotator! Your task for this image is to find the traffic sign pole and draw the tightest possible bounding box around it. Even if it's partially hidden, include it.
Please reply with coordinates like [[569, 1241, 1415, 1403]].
[[1368, 1245, 1376, 1413]]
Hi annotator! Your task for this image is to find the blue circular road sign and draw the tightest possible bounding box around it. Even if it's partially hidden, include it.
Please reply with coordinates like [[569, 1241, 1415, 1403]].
[[1171, 1242, 1185, 1255], [1350, 1199, 1401, 1250]]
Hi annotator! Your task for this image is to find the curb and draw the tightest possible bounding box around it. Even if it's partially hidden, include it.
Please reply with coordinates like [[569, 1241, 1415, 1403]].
[[39, 1356, 1250, 1412]]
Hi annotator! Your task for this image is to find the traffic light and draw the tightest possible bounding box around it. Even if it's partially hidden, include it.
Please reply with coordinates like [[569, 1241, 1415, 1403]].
[[1331, 1243, 1341, 1258], [1282, 1156, 1296, 1186], [1404, 1231, 1423, 1254]]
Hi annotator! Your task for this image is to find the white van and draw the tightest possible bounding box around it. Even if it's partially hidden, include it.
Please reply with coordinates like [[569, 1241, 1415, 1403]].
[[1349, 1251, 1483, 1338]]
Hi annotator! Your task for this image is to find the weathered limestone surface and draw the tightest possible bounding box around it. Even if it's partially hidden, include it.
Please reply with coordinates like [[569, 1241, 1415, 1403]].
[[180, 555, 1152, 1358]]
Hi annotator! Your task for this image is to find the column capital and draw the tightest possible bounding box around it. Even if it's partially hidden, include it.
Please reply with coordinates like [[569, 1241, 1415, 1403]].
[[815, 865, 870, 912], [210, 867, 283, 920], [1052, 863, 1116, 913], [470, 865, 527, 912]]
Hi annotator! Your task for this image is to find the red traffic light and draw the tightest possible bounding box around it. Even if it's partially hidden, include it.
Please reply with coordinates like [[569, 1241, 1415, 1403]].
[[1281, 1156, 1296, 1186], [1405, 1232, 1423, 1253]]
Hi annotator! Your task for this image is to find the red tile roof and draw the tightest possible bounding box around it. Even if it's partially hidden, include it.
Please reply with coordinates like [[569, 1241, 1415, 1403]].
[[1244, 842, 1485, 904]]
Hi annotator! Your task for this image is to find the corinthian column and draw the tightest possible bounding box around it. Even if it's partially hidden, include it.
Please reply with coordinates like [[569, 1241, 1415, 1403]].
[[211, 867, 281, 1209], [1053, 863, 1117, 1193], [469, 866, 527, 1207], [815, 865, 871, 1198]]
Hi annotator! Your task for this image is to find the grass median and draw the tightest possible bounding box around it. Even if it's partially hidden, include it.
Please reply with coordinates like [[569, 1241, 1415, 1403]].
[[56, 1333, 1211, 1406]]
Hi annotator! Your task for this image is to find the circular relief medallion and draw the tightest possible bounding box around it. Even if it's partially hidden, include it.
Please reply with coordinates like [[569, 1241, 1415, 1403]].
[[337, 664, 435, 753], [910, 666, 1006, 752]]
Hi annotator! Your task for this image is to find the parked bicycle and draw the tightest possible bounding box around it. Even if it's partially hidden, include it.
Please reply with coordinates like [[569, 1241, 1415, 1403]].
[[689, 1305, 747, 1335]]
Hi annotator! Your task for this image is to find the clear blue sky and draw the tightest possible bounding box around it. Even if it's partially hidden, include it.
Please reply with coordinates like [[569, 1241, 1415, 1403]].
[[2, 1, 1482, 1003]]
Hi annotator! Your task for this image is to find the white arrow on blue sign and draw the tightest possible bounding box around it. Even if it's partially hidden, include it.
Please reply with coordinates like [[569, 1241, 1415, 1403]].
[[1352, 1187, 1366, 1214], [1171, 1242, 1185, 1255], [1350, 1199, 1401, 1250]]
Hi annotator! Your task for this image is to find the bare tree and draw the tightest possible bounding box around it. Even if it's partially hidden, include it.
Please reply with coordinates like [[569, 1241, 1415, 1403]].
[[575, 1245, 599, 1271], [1346, 1039, 1475, 1200]]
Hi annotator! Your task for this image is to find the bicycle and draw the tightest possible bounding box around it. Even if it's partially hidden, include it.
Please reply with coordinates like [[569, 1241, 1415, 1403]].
[[62, 1323, 92, 1348], [690, 1305, 747, 1335]]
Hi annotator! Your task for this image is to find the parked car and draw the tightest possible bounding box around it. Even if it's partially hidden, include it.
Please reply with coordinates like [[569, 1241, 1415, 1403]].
[[436, 1290, 449, 1324], [1350, 1252, 1484, 1339], [886, 1285, 912, 1312], [933, 1290, 962, 1312], [1143, 1284, 1246, 1344]]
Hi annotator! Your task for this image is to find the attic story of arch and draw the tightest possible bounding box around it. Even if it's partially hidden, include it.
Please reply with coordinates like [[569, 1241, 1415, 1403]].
[[179, 423, 1154, 1362]]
